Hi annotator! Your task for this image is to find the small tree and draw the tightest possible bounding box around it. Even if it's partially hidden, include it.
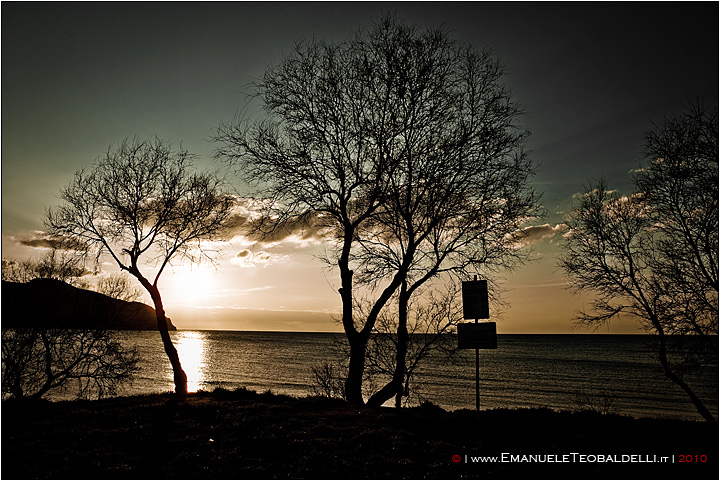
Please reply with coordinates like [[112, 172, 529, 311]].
[[47, 137, 234, 395], [2, 328, 138, 400], [560, 104, 718, 421], [96, 273, 145, 303], [309, 361, 346, 400]]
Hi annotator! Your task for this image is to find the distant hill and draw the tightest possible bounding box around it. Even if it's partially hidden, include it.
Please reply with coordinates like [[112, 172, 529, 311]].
[[1, 278, 176, 330]]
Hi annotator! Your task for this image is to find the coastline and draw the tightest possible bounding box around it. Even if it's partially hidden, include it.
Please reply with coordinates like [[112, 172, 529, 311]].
[[2, 388, 716, 479]]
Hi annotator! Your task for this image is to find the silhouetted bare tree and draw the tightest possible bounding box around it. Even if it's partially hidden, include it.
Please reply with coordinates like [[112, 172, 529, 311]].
[[560, 104, 718, 421], [217, 15, 537, 404], [1, 247, 139, 400], [46, 137, 234, 395]]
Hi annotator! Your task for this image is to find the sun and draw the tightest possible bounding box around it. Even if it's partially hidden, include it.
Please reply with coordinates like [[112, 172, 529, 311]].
[[163, 266, 218, 306]]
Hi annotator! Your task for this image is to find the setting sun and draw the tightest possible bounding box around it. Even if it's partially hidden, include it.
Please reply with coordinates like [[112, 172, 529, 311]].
[[163, 267, 219, 306]]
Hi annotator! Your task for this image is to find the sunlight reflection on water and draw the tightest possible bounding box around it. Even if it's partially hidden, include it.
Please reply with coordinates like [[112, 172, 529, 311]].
[[174, 331, 208, 392]]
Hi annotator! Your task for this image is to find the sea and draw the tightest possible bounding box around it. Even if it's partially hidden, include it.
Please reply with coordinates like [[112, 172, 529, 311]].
[[59, 331, 720, 421]]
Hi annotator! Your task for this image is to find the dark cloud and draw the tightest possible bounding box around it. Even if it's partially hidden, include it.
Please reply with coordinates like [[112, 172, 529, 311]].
[[231, 249, 277, 268], [223, 213, 251, 232], [222, 198, 329, 245], [259, 215, 329, 244], [16, 231, 89, 251], [512, 223, 569, 248]]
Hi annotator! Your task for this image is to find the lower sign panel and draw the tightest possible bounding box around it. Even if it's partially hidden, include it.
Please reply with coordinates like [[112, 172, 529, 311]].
[[457, 322, 497, 349]]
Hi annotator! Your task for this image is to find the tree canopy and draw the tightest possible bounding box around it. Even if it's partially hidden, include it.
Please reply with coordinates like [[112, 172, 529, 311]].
[[218, 15, 538, 404]]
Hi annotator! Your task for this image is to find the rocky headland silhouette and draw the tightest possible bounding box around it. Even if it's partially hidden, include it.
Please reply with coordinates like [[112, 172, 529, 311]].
[[1, 278, 175, 330]]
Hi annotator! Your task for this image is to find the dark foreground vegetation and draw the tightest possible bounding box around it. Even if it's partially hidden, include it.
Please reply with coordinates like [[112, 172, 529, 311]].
[[2, 388, 717, 480]]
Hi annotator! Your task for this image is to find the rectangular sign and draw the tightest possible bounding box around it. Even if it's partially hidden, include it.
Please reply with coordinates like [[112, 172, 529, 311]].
[[462, 279, 489, 319], [457, 322, 497, 349]]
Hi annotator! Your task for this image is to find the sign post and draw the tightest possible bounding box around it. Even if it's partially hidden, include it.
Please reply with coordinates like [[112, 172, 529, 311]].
[[458, 276, 496, 411]]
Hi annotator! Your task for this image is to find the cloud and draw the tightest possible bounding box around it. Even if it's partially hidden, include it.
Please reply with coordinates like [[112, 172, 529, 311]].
[[220, 197, 329, 246], [571, 189, 618, 200], [230, 249, 287, 268], [14, 230, 88, 251], [510, 223, 569, 248], [201, 285, 275, 298], [223, 213, 251, 234]]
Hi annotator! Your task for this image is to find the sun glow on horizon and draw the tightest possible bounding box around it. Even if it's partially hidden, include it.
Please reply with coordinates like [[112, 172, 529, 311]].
[[163, 266, 222, 307]]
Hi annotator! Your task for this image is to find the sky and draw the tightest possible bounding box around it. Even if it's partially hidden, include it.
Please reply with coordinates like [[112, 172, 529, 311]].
[[2, 2, 718, 334]]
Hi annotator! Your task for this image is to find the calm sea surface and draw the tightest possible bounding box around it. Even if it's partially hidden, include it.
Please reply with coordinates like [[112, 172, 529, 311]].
[[67, 331, 720, 420]]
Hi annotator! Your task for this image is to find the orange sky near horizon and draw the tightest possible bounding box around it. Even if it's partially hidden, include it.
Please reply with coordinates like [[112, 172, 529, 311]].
[[2, 227, 646, 335]]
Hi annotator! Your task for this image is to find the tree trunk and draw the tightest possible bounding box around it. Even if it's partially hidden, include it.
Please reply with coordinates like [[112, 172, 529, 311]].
[[656, 333, 715, 422], [33, 330, 55, 399], [394, 386, 403, 409], [367, 282, 410, 408], [393, 310, 409, 406], [344, 332, 367, 405], [338, 233, 366, 405], [148, 285, 188, 396], [339, 235, 411, 405]]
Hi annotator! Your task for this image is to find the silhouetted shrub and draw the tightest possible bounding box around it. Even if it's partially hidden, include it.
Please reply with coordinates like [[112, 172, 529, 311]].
[[2, 328, 138, 400], [573, 388, 618, 415], [310, 361, 346, 399]]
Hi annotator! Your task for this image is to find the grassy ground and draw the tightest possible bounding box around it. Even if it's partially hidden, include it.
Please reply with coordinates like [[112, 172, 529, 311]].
[[2, 388, 717, 479]]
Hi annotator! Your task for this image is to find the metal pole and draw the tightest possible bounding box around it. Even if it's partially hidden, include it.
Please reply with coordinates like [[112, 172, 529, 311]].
[[473, 275, 480, 411], [474, 274, 479, 411], [475, 346, 479, 411]]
